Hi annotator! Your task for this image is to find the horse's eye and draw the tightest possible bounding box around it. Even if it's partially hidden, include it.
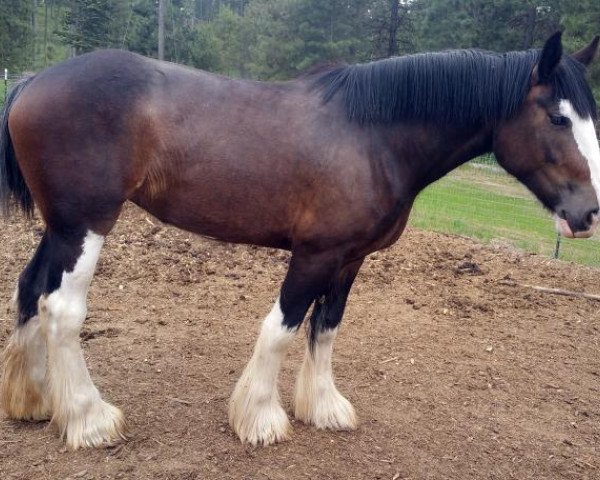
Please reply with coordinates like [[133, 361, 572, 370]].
[[550, 114, 570, 127]]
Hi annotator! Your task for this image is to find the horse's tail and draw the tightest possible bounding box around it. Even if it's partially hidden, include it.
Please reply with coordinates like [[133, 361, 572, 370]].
[[0, 76, 35, 217]]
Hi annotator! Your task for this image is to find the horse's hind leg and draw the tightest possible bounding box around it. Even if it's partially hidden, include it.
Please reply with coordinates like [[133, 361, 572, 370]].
[[0, 232, 71, 421], [229, 251, 341, 446], [1, 319, 49, 420], [1, 239, 52, 420], [41, 229, 125, 449], [294, 259, 363, 431], [1, 227, 126, 449]]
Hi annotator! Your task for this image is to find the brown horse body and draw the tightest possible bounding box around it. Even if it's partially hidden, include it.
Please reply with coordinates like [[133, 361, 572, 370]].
[[11, 51, 471, 253], [1, 33, 599, 448]]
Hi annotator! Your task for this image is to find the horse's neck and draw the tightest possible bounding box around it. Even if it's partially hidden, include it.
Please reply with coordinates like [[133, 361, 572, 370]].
[[384, 122, 494, 190]]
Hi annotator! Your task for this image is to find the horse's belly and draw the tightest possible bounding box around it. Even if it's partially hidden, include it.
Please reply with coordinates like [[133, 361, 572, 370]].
[[130, 187, 294, 249]]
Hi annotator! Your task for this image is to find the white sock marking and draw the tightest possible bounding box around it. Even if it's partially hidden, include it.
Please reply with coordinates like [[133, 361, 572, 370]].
[[41, 231, 125, 449], [295, 328, 357, 430], [229, 297, 295, 445]]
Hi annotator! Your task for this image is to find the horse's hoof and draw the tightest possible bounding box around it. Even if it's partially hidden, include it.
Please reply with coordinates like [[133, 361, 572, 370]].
[[229, 379, 291, 446], [54, 399, 127, 450], [230, 401, 291, 446], [295, 381, 357, 431]]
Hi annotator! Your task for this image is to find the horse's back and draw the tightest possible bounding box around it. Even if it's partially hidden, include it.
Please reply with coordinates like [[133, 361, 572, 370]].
[[10, 50, 157, 130], [7, 50, 391, 248]]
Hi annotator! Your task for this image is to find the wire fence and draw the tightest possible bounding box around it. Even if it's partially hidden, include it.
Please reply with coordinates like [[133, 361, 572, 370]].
[[2, 72, 599, 267], [1, 72, 27, 107], [410, 155, 600, 267]]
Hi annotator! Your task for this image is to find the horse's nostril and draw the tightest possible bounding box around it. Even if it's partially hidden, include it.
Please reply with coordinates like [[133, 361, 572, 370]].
[[586, 209, 599, 226]]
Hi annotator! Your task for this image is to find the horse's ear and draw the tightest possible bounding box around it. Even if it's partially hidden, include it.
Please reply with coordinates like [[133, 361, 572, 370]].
[[572, 36, 600, 67], [532, 31, 563, 85]]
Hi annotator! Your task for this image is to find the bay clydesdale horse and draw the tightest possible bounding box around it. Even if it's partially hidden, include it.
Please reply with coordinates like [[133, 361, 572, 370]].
[[0, 32, 599, 449]]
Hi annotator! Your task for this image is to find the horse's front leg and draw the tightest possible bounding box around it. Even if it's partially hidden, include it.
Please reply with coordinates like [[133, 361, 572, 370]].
[[294, 258, 363, 431], [229, 250, 341, 446]]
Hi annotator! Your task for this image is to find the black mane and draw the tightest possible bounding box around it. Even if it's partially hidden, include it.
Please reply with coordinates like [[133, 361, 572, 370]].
[[312, 49, 597, 126]]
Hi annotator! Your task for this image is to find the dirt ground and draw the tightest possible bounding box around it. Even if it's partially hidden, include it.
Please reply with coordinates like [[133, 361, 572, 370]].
[[1, 204, 599, 480]]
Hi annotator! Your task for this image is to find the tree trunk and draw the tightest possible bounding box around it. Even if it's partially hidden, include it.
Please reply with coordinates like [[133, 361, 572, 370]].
[[522, 6, 536, 50], [32, 0, 37, 65], [388, 0, 399, 57], [158, 0, 165, 60], [44, 0, 48, 66]]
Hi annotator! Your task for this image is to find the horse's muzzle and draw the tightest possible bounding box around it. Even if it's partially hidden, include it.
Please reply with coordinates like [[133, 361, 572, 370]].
[[555, 209, 599, 238]]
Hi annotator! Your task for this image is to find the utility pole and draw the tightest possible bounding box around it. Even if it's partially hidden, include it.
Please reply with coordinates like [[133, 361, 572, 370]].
[[158, 0, 165, 60], [32, 0, 38, 66], [44, 0, 48, 66], [388, 0, 400, 57]]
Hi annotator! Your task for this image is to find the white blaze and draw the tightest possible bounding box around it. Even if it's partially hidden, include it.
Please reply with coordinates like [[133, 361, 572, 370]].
[[559, 100, 600, 204]]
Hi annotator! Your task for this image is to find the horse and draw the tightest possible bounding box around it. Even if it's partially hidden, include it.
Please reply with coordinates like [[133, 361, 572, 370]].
[[0, 31, 599, 449]]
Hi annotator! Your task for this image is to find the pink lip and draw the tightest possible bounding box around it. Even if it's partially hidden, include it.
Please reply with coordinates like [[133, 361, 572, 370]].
[[555, 217, 574, 238], [554, 215, 599, 239]]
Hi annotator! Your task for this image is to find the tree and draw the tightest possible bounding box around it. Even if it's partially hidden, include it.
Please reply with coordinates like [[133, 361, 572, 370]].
[[57, 0, 129, 54], [124, 0, 158, 57], [212, 6, 248, 76], [0, 0, 35, 71], [236, 0, 296, 79], [1, 0, 598, 104], [562, 0, 600, 99], [239, 0, 372, 79], [369, 0, 418, 59], [158, 0, 165, 60]]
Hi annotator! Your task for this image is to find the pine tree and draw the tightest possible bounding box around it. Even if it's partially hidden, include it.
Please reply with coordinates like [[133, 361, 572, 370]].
[[0, 0, 35, 71], [57, 0, 129, 54]]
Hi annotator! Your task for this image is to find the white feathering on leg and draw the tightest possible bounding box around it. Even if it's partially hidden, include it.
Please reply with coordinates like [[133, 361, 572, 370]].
[[41, 231, 126, 449], [295, 328, 357, 430], [10, 285, 19, 311], [0, 316, 50, 421], [229, 297, 295, 445]]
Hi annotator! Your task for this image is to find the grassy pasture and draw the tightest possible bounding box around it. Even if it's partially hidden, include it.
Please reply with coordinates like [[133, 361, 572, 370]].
[[410, 161, 600, 267], [0, 81, 7, 108]]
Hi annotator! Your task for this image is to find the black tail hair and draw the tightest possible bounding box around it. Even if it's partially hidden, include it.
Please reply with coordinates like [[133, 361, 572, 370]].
[[0, 76, 35, 217]]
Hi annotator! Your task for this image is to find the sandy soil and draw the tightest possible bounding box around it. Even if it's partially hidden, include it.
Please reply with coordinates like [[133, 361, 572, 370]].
[[1, 204, 599, 480]]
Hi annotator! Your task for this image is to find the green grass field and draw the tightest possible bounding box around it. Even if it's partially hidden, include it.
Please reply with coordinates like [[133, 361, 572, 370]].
[[0, 78, 13, 108], [0, 81, 7, 108], [410, 163, 600, 267]]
